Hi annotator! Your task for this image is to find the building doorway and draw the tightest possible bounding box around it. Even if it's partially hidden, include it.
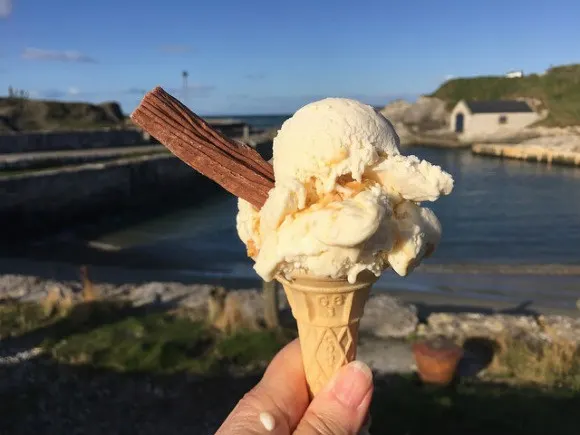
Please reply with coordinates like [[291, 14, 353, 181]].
[[455, 113, 464, 133]]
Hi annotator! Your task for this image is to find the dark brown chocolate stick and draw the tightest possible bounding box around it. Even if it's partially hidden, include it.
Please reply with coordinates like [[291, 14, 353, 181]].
[[131, 86, 274, 209]]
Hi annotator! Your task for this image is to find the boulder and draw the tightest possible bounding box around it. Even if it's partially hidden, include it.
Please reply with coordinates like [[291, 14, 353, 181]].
[[379, 96, 449, 135], [418, 313, 541, 342], [360, 294, 418, 338], [401, 96, 448, 130], [0, 274, 75, 302], [379, 99, 412, 124], [127, 282, 214, 311]]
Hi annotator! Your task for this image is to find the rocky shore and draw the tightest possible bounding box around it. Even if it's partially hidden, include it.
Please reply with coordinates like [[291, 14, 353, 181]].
[[2, 273, 579, 352], [472, 135, 580, 166]]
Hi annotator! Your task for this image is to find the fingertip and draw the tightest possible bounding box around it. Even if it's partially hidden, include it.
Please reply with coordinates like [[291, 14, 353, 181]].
[[293, 360, 374, 434], [327, 360, 373, 410]]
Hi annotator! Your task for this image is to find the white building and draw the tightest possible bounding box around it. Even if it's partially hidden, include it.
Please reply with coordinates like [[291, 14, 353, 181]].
[[506, 70, 524, 78], [450, 100, 541, 137]]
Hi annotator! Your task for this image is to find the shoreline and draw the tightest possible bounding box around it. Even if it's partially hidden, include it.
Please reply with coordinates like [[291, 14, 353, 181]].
[[1, 255, 578, 318], [472, 143, 580, 167]]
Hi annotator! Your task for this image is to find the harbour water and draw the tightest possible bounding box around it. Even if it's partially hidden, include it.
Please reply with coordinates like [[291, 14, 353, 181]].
[[89, 146, 580, 266], [57, 146, 580, 310], [4, 114, 580, 310]]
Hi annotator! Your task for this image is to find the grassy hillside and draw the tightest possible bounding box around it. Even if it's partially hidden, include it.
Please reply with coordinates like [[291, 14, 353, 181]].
[[0, 96, 128, 133], [431, 64, 580, 127]]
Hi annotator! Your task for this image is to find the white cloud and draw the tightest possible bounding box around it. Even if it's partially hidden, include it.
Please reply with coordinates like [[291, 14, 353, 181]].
[[22, 48, 97, 63], [30, 87, 86, 99], [444, 74, 455, 81], [0, 0, 12, 18]]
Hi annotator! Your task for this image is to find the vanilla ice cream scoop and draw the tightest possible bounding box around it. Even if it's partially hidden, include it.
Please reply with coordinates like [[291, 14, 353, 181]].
[[273, 98, 401, 192], [237, 98, 454, 283]]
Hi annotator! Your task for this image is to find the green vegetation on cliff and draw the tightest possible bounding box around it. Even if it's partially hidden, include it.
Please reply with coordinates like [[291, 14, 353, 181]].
[[432, 64, 580, 126]]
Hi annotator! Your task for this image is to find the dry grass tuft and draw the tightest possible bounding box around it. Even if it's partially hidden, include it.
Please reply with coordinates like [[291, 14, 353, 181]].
[[488, 333, 580, 388]]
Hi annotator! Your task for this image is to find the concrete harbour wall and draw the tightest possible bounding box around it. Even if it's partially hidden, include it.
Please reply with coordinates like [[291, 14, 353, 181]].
[[0, 154, 221, 239], [472, 143, 580, 166], [0, 129, 152, 154]]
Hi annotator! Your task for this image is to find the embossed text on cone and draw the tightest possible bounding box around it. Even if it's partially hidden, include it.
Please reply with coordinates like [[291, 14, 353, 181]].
[[277, 272, 377, 396]]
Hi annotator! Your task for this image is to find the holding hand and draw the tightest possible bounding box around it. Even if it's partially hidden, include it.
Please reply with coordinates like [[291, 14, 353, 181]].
[[216, 339, 373, 435]]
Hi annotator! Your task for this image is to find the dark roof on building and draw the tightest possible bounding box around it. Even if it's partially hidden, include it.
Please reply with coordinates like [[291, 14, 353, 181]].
[[464, 100, 533, 114]]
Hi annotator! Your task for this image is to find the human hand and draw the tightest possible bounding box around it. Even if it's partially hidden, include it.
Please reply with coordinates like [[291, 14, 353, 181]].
[[216, 339, 373, 434]]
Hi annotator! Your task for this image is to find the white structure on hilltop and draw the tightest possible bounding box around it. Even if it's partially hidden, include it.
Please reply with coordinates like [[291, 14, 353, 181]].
[[506, 70, 524, 78], [450, 100, 541, 137]]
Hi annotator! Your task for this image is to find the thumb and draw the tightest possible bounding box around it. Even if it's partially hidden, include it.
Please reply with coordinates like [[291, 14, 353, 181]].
[[294, 361, 373, 435]]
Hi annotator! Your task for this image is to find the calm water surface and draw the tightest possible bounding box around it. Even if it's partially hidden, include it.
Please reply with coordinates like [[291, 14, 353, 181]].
[[94, 147, 580, 267], [7, 143, 579, 308]]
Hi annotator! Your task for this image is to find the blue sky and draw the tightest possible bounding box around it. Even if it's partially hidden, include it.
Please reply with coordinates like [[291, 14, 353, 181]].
[[0, 0, 579, 115]]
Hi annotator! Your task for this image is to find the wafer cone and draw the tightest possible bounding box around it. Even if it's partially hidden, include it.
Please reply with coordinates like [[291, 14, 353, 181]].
[[277, 271, 378, 397]]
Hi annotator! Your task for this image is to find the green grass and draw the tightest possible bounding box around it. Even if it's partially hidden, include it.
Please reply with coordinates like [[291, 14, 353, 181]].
[[0, 300, 294, 375], [48, 312, 294, 374], [431, 63, 580, 127], [49, 314, 213, 373], [0, 300, 56, 338]]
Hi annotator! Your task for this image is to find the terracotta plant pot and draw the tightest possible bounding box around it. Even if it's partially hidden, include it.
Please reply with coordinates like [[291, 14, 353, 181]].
[[412, 338, 464, 385]]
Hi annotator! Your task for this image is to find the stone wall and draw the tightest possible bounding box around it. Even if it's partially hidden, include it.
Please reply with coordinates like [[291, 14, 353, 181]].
[[0, 154, 221, 239], [0, 129, 152, 154]]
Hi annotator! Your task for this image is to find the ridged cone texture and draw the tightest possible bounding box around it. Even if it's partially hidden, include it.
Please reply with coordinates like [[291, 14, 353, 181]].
[[277, 271, 377, 396]]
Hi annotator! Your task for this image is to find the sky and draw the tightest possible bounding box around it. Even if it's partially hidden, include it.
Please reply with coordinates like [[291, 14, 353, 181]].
[[0, 0, 579, 115]]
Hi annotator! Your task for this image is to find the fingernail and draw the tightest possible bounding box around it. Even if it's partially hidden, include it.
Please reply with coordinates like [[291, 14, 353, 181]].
[[330, 360, 373, 410], [259, 411, 275, 431]]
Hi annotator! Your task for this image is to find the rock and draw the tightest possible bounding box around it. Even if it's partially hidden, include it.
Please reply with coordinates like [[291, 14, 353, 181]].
[[178, 285, 215, 312], [231, 289, 265, 320], [357, 335, 415, 374], [379, 99, 412, 124], [127, 282, 169, 306], [392, 122, 414, 143], [360, 294, 418, 338], [401, 96, 448, 131], [420, 313, 541, 342], [379, 96, 450, 140], [0, 274, 75, 302], [127, 282, 216, 312]]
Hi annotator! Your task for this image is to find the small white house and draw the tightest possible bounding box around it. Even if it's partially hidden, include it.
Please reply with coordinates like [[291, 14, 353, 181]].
[[506, 70, 524, 78], [450, 100, 540, 137]]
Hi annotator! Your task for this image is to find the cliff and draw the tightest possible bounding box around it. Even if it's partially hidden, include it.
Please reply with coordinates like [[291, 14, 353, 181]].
[[379, 96, 460, 147], [0, 97, 129, 133]]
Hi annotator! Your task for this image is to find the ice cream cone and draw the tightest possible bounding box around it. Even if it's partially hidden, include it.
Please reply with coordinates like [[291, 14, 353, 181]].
[[276, 271, 378, 397]]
